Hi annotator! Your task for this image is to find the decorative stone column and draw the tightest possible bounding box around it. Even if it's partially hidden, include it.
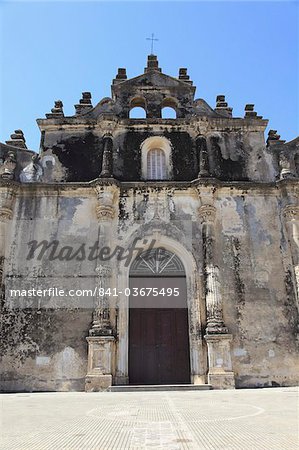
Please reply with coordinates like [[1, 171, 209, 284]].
[[0, 185, 15, 302], [85, 264, 115, 391], [90, 265, 113, 336], [99, 134, 113, 178], [197, 136, 209, 178], [85, 183, 117, 392], [199, 205, 227, 334], [199, 204, 235, 389], [283, 205, 299, 305]]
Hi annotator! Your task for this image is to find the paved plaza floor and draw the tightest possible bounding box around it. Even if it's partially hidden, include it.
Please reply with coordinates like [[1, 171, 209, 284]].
[[0, 387, 298, 450]]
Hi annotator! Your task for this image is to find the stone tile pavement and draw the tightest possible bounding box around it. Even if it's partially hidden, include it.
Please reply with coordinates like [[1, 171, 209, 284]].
[[0, 387, 298, 449]]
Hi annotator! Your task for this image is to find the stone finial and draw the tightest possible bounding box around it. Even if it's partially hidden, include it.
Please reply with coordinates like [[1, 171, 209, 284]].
[[268, 129, 280, 140], [245, 104, 254, 112], [5, 130, 27, 149], [178, 68, 192, 85], [116, 68, 127, 80], [112, 68, 127, 85], [46, 100, 64, 118], [52, 100, 63, 114], [75, 92, 93, 115], [144, 55, 162, 73], [81, 92, 92, 103], [266, 130, 285, 147], [244, 104, 262, 119], [216, 95, 227, 108], [179, 68, 189, 79], [215, 95, 233, 117]]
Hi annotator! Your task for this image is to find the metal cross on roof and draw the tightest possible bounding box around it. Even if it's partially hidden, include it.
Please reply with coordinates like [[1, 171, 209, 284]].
[[146, 33, 159, 55]]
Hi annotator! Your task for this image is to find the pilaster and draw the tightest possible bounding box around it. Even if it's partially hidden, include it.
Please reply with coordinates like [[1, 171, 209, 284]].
[[85, 181, 118, 391], [199, 205, 228, 334], [197, 136, 210, 178], [99, 134, 114, 178], [199, 204, 235, 389], [283, 205, 299, 313], [0, 185, 16, 301]]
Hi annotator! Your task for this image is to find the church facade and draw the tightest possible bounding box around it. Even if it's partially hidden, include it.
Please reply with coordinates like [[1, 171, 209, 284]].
[[0, 55, 298, 391]]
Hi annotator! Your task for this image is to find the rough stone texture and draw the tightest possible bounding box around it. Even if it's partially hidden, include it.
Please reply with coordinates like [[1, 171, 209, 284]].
[[0, 55, 298, 392]]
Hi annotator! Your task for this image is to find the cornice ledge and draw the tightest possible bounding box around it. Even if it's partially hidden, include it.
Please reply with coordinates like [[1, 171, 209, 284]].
[[276, 178, 299, 187], [191, 178, 278, 191], [89, 177, 121, 189], [0, 179, 20, 190]]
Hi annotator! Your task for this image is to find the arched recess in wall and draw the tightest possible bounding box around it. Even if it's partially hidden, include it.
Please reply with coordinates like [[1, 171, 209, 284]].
[[129, 247, 191, 385], [115, 230, 206, 384], [161, 98, 178, 119], [129, 97, 147, 118], [141, 136, 173, 180]]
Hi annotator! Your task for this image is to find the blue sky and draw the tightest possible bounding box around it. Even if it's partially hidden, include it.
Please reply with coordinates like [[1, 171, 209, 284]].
[[0, 1, 298, 150]]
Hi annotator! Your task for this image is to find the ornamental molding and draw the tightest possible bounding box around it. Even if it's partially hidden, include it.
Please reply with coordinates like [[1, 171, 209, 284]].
[[283, 205, 299, 221], [130, 248, 185, 276], [102, 132, 113, 140], [0, 187, 16, 210], [0, 207, 13, 222], [94, 183, 118, 203], [100, 120, 118, 136], [96, 205, 115, 221], [198, 204, 217, 224]]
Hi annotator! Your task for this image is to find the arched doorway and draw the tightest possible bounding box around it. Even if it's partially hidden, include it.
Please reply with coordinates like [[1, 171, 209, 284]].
[[129, 248, 191, 384]]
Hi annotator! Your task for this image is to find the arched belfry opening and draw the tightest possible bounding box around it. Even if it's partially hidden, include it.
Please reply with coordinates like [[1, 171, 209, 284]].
[[129, 248, 191, 385], [129, 97, 147, 118], [129, 107, 146, 119], [161, 107, 177, 119], [161, 97, 178, 119]]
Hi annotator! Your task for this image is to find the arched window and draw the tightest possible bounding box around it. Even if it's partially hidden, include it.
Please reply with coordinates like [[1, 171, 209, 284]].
[[129, 107, 146, 119], [147, 148, 166, 180], [162, 107, 177, 119], [141, 136, 172, 180]]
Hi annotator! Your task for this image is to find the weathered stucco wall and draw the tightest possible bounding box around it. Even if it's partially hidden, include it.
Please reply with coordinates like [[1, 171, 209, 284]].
[[0, 181, 298, 391], [1, 55, 298, 391], [39, 126, 275, 184]]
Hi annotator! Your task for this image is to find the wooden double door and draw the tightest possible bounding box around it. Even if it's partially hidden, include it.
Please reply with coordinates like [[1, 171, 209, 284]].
[[129, 307, 191, 385]]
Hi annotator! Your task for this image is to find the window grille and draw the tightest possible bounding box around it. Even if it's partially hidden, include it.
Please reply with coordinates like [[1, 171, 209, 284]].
[[147, 148, 166, 179]]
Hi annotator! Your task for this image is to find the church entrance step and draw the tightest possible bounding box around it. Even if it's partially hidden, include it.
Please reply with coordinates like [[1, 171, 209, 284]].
[[108, 384, 212, 392]]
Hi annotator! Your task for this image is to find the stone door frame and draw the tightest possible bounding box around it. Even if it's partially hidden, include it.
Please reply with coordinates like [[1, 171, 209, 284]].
[[115, 233, 207, 385]]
